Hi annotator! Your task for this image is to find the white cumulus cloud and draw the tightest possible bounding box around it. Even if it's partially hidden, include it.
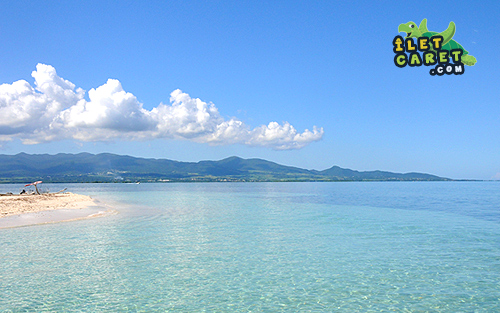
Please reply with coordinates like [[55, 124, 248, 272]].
[[0, 64, 324, 149]]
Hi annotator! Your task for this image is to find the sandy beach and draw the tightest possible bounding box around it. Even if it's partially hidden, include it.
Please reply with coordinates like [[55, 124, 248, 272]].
[[0, 193, 97, 218]]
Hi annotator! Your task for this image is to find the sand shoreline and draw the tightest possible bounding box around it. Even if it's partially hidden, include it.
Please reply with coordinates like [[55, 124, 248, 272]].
[[0, 192, 99, 219]]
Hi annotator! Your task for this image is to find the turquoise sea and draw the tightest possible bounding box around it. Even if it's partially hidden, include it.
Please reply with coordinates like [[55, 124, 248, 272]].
[[1, 182, 499, 311]]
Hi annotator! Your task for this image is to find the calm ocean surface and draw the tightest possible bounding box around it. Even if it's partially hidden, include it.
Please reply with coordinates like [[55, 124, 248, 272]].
[[1, 182, 499, 312]]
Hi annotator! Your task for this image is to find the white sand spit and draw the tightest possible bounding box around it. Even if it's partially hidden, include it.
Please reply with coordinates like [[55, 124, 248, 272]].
[[0, 193, 97, 218]]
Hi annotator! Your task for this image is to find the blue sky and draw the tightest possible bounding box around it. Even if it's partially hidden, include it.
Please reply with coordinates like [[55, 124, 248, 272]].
[[0, 0, 499, 179]]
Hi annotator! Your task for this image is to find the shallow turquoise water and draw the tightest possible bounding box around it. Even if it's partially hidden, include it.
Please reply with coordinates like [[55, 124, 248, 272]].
[[1, 182, 499, 311]]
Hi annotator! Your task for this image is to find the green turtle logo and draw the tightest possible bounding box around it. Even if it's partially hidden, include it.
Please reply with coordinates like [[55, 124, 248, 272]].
[[398, 19, 476, 66], [393, 19, 476, 76]]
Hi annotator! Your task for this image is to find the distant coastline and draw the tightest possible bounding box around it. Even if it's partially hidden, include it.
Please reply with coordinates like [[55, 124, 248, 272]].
[[0, 153, 451, 183]]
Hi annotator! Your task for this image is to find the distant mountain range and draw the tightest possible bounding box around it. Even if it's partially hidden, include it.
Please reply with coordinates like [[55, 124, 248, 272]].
[[0, 153, 449, 183]]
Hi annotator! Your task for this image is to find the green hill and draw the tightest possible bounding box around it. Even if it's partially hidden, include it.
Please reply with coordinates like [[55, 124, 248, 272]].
[[0, 153, 448, 183]]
